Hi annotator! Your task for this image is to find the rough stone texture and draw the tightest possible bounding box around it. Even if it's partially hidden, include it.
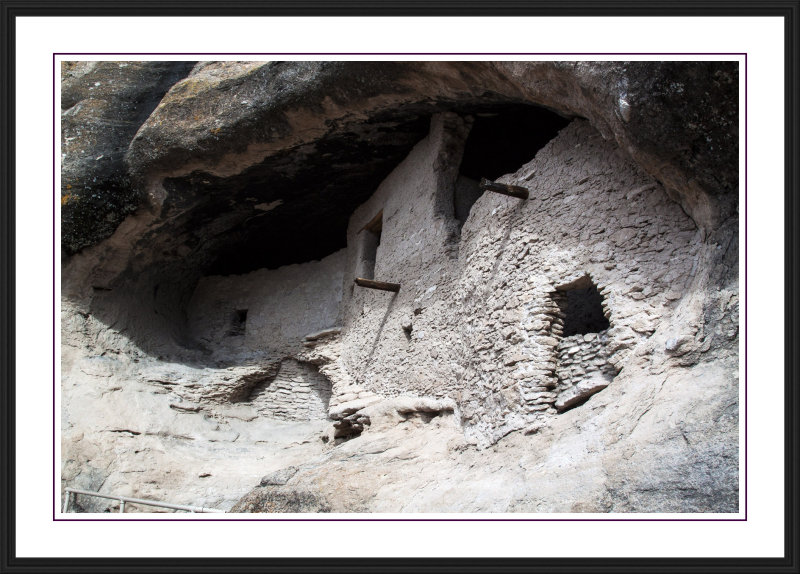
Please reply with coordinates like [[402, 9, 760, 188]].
[[554, 331, 617, 411], [60, 61, 739, 514], [61, 61, 195, 253], [330, 117, 705, 445], [492, 61, 738, 231], [248, 360, 332, 422], [232, 360, 737, 513], [60, 338, 331, 512], [554, 375, 609, 413], [260, 466, 299, 486], [230, 488, 331, 513]]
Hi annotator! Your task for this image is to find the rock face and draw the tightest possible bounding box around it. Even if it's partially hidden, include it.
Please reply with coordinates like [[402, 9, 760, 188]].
[[61, 61, 195, 254], [61, 60, 739, 513]]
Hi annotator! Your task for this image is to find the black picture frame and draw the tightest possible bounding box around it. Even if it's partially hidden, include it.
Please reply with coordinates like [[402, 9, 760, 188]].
[[1, 1, 798, 572]]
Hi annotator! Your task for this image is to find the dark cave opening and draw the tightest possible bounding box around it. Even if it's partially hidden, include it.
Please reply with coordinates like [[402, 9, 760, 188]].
[[456, 104, 569, 224], [227, 309, 248, 337], [557, 279, 610, 337], [459, 105, 570, 181], [164, 112, 432, 278]]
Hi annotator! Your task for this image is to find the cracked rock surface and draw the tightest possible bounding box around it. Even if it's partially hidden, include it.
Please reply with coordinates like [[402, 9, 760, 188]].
[[61, 60, 739, 513]]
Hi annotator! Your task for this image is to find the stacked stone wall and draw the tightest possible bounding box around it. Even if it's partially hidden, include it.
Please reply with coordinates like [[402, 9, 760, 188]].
[[249, 359, 332, 421], [337, 118, 702, 445], [554, 330, 618, 411]]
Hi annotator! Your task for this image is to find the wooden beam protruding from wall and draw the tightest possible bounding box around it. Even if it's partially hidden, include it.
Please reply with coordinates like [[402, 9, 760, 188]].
[[479, 178, 530, 200], [354, 277, 400, 292]]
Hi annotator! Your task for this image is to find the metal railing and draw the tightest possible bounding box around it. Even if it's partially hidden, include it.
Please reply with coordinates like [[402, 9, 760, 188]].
[[63, 487, 225, 514]]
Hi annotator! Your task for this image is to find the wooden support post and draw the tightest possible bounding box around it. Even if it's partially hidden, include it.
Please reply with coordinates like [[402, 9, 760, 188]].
[[479, 178, 529, 200], [354, 277, 401, 292]]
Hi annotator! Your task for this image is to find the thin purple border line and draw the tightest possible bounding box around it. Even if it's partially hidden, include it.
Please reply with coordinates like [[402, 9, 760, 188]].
[[53, 53, 747, 523], [54, 52, 746, 56], [55, 517, 746, 522], [52, 52, 55, 524], [744, 52, 748, 525]]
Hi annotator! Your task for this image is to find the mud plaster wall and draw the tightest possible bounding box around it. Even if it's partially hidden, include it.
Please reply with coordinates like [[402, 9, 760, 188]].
[[335, 113, 467, 399], [336, 116, 702, 446], [187, 249, 346, 356]]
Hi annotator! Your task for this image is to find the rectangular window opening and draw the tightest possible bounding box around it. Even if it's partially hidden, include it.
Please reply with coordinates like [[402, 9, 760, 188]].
[[357, 210, 383, 281], [228, 308, 248, 336], [555, 277, 609, 337]]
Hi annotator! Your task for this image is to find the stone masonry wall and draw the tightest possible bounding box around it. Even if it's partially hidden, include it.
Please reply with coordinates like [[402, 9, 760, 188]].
[[337, 117, 702, 446], [249, 359, 332, 421], [554, 330, 617, 412], [333, 113, 469, 406], [555, 331, 615, 389], [452, 120, 701, 444], [181, 115, 704, 446]]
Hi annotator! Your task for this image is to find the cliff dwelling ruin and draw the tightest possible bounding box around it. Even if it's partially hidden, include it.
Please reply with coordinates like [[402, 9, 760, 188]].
[[60, 61, 740, 514]]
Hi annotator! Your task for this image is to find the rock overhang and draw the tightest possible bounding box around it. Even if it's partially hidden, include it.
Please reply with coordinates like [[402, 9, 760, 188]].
[[64, 61, 739, 264], [61, 60, 739, 347], [120, 62, 566, 280], [156, 101, 570, 275]]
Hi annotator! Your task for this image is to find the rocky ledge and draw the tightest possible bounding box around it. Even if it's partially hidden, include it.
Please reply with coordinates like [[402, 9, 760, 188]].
[[60, 60, 739, 514]]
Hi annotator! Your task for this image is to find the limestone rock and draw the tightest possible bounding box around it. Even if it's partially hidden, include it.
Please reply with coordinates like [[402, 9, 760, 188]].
[[61, 61, 195, 253], [230, 488, 331, 513], [60, 61, 739, 515], [260, 466, 299, 486], [555, 376, 611, 412]]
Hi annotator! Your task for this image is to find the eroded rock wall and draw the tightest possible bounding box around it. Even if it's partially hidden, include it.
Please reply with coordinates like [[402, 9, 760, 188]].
[[61, 61, 195, 253], [60, 61, 739, 513]]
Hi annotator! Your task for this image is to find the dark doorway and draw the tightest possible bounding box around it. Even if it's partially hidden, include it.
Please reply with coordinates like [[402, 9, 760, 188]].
[[556, 277, 609, 337], [357, 210, 383, 280], [228, 309, 248, 337], [458, 105, 569, 182]]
